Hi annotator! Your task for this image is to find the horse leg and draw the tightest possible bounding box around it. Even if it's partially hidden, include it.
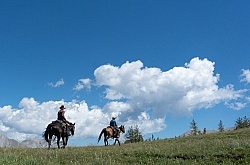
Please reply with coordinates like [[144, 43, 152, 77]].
[[62, 136, 68, 148], [48, 133, 53, 149], [57, 135, 61, 148], [48, 139, 51, 149], [104, 139, 107, 146], [65, 136, 68, 146], [113, 139, 120, 146], [118, 139, 121, 146], [61, 136, 64, 148], [104, 137, 108, 146]]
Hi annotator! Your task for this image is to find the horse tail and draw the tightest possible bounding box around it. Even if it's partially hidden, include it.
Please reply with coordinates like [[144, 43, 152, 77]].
[[98, 128, 105, 143], [43, 124, 52, 142]]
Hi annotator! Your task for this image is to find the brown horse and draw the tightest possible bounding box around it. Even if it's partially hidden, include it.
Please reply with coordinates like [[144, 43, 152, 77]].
[[43, 121, 75, 149], [98, 125, 125, 146]]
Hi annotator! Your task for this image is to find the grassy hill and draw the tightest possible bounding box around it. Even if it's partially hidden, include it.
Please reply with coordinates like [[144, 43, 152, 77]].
[[0, 128, 250, 165]]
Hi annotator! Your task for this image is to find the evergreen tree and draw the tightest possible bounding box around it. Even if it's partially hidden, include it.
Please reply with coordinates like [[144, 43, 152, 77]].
[[125, 125, 143, 143], [151, 134, 155, 141], [145, 134, 160, 141], [235, 117, 244, 129], [235, 116, 250, 129], [242, 116, 250, 128], [218, 120, 224, 132], [190, 119, 198, 136]]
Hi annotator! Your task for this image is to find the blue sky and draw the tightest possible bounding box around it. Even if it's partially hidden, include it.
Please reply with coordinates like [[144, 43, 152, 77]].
[[1, 1, 250, 146]]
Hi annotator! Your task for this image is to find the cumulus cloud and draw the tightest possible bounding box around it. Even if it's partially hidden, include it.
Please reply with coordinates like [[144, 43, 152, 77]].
[[93, 57, 245, 118], [48, 79, 64, 87], [0, 98, 108, 141], [0, 57, 247, 143], [240, 69, 250, 84]]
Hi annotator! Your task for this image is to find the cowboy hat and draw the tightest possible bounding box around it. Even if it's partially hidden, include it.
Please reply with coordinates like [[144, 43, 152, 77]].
[[60, 105, 66, 109]]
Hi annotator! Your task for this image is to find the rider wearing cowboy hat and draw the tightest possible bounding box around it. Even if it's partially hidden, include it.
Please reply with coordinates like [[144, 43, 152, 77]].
[[57, 105, 71, 136], [110, 117, 118, 137]]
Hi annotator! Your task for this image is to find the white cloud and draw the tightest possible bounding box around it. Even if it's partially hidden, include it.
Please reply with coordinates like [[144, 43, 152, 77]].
[[73, 78, 92, 91], [93, 57, 245, 118], [0, 98, 109, 141], [127, 112, 166, 134], [225, 101, 247, 110], [240, 69, 250, 83], [48, 79, 64, 87], [0, 57, 247, 143], [0, 98, 165, 143]]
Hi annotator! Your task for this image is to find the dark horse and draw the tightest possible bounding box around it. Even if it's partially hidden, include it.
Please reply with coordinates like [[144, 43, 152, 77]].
[[43, 121, 75, 149], [98, 125, 125, 146]]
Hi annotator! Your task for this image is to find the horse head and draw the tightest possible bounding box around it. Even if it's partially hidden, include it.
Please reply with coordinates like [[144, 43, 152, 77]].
[[69, 123, 75, 136], [119, 125, 125, 133]]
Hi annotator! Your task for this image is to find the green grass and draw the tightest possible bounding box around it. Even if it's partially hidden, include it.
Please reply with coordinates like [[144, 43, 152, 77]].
[[1, 128, 250, 164]]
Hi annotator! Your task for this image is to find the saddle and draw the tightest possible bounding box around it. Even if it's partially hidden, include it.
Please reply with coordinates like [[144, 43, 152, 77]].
[[52, 120, 63, 126], [108, 126, 118, 137], [51, 120, 71, 136]]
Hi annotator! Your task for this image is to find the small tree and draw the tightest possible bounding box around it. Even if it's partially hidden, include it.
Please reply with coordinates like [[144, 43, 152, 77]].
[[242, 116, 250, 128], [235, 116, 250, 129], [151, 134, 155, 141], [125, 125, 143, 143], [190, 119, 198, 136], [235, 117, 243, 129], [144, 134, 160, 141], [218, 120, 224, 132]]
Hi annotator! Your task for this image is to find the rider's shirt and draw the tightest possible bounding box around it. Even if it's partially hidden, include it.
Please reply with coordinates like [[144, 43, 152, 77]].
[[110, 119, 117, 127], [57, 109, 66, 122]]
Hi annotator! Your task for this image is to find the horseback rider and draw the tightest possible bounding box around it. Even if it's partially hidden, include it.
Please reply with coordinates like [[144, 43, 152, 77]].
[[57, 105, 71, 136], [110, 117, 118, 137]]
